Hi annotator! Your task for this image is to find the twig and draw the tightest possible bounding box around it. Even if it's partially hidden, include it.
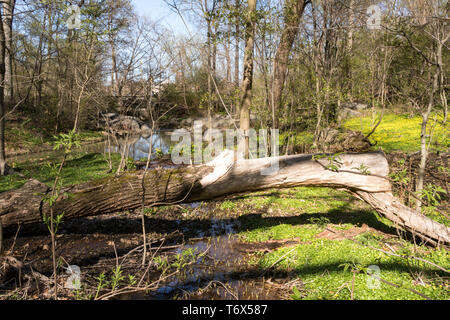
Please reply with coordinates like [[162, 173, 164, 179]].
[[333, 281, 351, 298], [368, 273, 432, 300], [352, 238, 449, 274], [206, 280, 238, 300], [7, 224, 21, 254], [96, 270, 179, 300], [260, 247, 296, 276], [137, 238, 165, 288]]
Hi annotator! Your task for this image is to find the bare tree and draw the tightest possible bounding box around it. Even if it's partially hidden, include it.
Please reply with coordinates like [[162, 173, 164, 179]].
[[392, 0, 449, 210], [0, 4, 7, 176], [1, 0, 14, 103], [239, 0, 256, 159], [234, 0, 240, 114], [272, 0, 309, 129]]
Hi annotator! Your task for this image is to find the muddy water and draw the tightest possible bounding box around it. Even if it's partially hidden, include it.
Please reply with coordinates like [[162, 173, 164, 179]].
[[118, 218, 281, 300], [104, 131, 175, 161]]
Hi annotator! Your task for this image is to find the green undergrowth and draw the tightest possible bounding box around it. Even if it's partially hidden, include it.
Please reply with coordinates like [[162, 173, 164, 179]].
[[279, 131, 314, 148], [235, 187, 394, 243], [255, 239, 449, 300], [5, 119, 103, 153], [227, 186, 449, 300], [343, 112, 449, 152], [0, 152, 122, 193]]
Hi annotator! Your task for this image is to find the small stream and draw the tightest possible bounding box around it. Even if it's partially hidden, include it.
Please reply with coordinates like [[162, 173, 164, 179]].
[[118, 217, 280, 300], [8, 131, 177, 163]]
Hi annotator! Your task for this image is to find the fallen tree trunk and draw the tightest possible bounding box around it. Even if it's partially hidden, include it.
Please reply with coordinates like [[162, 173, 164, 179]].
[[0, 150, 448, 245]]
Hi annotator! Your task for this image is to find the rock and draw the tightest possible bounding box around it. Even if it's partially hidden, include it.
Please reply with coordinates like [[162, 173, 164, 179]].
[[316, 128, 372, 153], [99, 112, 118, 120], [180, 117, 193, 127], [317, 128, 340, 145], [338, 102, 369, 121], [136, 108, 149, 121], [333, 131, 372, 153], [113, 118, 141, 132], [140, 124, 151, 132], [341, 102, 369, 110]]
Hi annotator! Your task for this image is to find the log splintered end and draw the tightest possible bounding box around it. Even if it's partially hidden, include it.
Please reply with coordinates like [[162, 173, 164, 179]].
[[200, 149, 235, 187]]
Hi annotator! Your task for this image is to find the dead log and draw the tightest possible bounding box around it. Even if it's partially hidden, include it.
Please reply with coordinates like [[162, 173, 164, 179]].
[[0, 150, 448, 245]]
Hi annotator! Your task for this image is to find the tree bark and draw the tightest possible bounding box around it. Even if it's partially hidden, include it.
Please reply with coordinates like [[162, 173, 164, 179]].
[[0, 8, 7, 176], [1, 151, 448, 245], [345, 0, 354, 102], [272, 0, 308, 129], [2, 0, 15, 103], [416, 64, 439, 211], [234, 0, 240, 115], [239, 0, 256, 159]]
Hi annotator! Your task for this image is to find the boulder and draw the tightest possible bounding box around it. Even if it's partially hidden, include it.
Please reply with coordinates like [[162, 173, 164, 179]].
[[338, 102, 370, 121], [341, 102, 369, 110], [118, 118, 141, 131], [316, 128, 372, 153], [140, 124, 152, 132], [136, 108, 150, 121]]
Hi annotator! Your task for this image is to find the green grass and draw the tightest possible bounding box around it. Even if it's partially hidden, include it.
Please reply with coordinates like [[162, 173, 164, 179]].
[[5, 126, 46, 150], [241, 223, 321, 242], [343, 112, 449, 152], [232, 186, 449, 300], [76, 131, 104, 142], [0, 152, 122, 193], [255, 240, 449, 300], [245, 187, 354, 213], [235, 187, 395, 243], [219, 200, 238, 211], [5, 119, 104, 153], [280, 131, 314, 147]]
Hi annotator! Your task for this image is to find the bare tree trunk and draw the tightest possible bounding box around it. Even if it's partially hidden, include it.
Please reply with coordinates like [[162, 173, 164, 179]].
[[345, 0, 354, 101], [234, 0, 240, 115], [436, 40, 448, 123], [110, 40, 118, 95], [2, 0, 15, 103], [311, 2, 322, 146], [0, 9, 7, 176], [207, 17, 213, 143], [416, 67, 439, 210], [239, 0, 256, 159], [225, 13, 232, 84], [0, 220, 3, 254], [272, 0, 307, 129]]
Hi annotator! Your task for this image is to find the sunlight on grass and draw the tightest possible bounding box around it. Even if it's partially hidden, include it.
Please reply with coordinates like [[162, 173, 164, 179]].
[[343, 113, 449, 152], [256, 240, 449, 300], [0, 152, 122, 193]]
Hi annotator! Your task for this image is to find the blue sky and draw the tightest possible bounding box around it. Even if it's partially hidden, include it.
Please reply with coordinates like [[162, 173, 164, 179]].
[[131, 0, 191, 35]]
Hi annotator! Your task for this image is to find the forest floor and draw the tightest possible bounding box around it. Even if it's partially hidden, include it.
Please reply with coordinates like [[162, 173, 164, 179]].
[[0, 112, 449, 300], [4, 112, 104, 158]]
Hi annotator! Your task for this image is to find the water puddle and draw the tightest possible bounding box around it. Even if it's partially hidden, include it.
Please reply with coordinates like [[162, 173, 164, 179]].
[[117, 220, 282, 300]]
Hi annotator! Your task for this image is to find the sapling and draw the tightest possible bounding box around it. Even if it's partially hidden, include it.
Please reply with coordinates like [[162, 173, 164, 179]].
[[42, 129, 80, 299]]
